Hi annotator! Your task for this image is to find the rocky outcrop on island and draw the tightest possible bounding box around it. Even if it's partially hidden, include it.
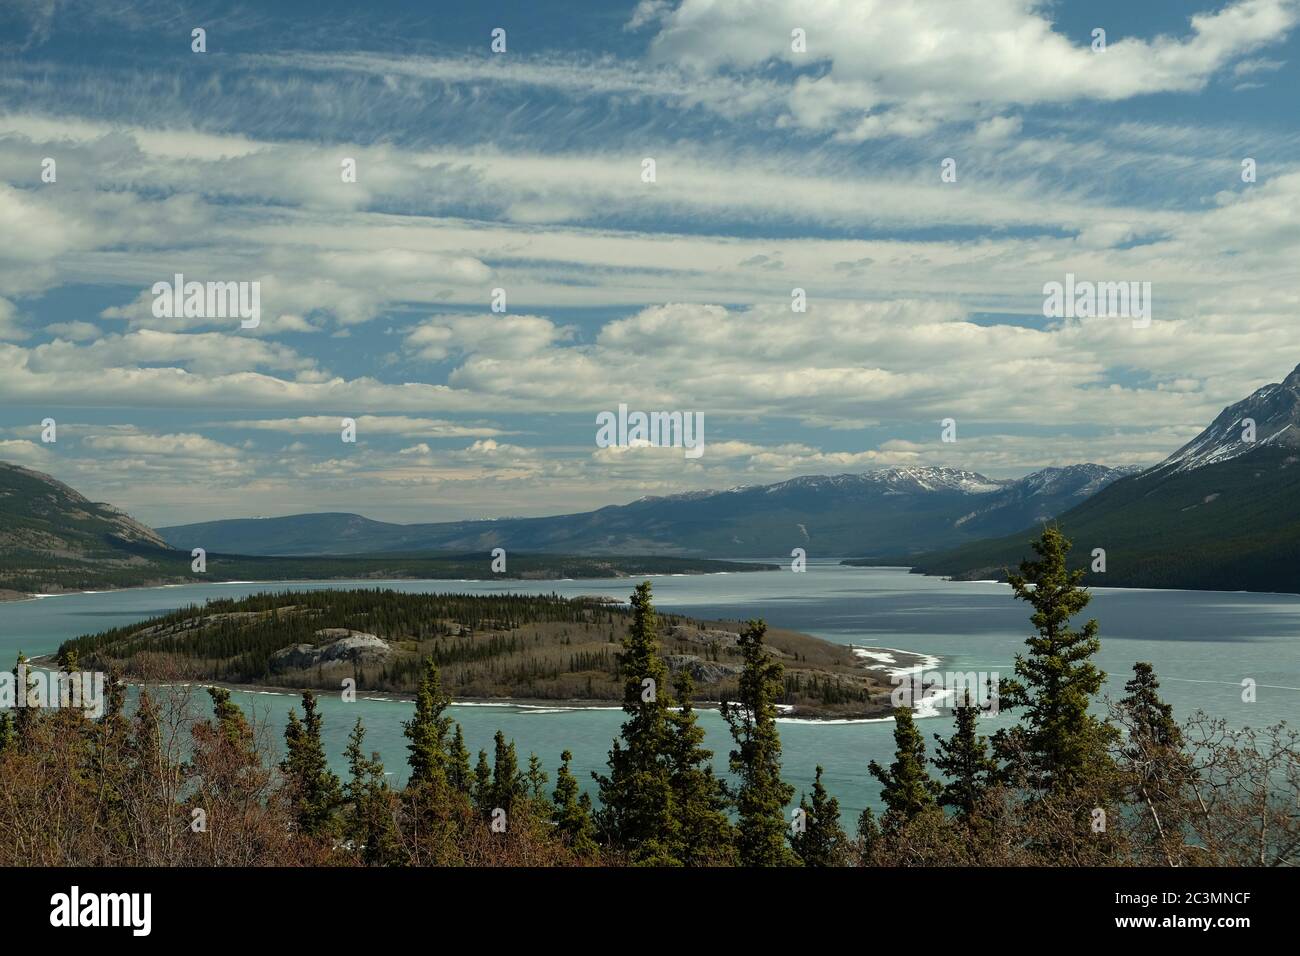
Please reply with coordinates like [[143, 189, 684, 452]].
[[270, 630, 391, 671]]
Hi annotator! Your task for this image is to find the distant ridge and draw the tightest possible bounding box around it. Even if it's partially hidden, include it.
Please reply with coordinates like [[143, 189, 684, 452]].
[[159, 463, 1130, 559]]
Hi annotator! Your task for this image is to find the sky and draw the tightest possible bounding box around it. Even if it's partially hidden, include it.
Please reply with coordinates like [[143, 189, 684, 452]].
[[1, 0, 1298, 527]]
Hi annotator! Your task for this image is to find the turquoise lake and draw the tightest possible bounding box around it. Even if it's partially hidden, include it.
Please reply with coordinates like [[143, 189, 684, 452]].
[[1, 562, 1296, 820]]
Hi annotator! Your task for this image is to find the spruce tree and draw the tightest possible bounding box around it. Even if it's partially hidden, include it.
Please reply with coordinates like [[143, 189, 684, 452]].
[[666, 669, 735, 865], [994, 527, 1117, 795], [933, 693, 998, 823], [1118, 662, 1193, 864], [472, 749, 493, 812], [344, 717, 400, 866], [724, 619, 796, 866], [855, 805, 882, 865], [552, 749, 597, 856], [1120, 662, 1182, 752], [207, 687, 252, 749], [281, 690, 342, 837], [403, 655, 453, 791], [12, 653, 37, 741], [790, 765, 848, 866], [490, 730, 525, 813], [447, 723, 472, 795], [869, 706, 941, 825], [593, 581, 678, 864], [525, 752, 549, 803]]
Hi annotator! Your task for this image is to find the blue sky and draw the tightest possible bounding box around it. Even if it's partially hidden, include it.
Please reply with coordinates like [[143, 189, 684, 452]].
[[1, 0, 1298, 525]]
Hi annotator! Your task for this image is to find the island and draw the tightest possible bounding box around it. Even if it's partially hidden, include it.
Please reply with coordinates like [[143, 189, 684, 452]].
[[55, 587, 926, 720]]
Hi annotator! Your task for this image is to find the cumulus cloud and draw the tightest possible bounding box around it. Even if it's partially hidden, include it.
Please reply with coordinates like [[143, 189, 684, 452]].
[[643, 0, 1300, 136]]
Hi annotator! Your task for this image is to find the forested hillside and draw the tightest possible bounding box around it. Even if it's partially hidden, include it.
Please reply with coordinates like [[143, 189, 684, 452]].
[[59, 587, 888, 717]]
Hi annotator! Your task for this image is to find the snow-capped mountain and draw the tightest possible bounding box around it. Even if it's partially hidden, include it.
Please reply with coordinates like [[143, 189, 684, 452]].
[[162, 463, 1126, 559], [907, 362, 1300, 594], [1144, 365, 1300, 478], [952, 463, 1135, 534], [641, 467, 1007, 505]]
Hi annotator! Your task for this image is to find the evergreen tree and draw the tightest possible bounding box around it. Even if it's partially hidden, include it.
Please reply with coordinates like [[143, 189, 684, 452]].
[[525, 752, 549, 803], [403, 655, 453, 791], [1120, 662, 1182, 753], [593, 582, 678, 864], [869, 706, 941, 825], [0, 712, 13, 753], [933, 693, 998, 823], [281, 690, 342, 837], [447, 723, 472, 795], [343, 717, 400, 866], [1117, 662, 1194, 864], [552, 749, 597, 856], [12, 653, 37, 741], [724, 619, 796, 866], [855, 805, 882, 865], [472, 749, 493, 813], [790, 765, 847, 866], [490, 730, 525, 813], [207, 687, 252, 749], [666, 669, 735, 865], [994, 527, 1117, 795]]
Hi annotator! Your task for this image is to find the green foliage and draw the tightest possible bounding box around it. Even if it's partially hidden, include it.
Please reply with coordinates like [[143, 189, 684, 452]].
[[790, 765, 847, 866], [666, 670, 736, 865], [447, 723, 472, 795], [870, 706, 941, 825], [207, 686, 252, 750], [403, 656, 454, 791], [343, 718, 400, 866], [551, 750, 597, 856], [593, 581, 679, 864], [932, 696, 998, 822], [472, 749, 493, 813], [855, 806, 881, 865], [1116, 662, 1196, 864], [490, 730, 526, 814], [904, 447, 1300, 593], [281, 690, 342, 837], [724, 620, 796, 866], [994, 527, 1118, 795]]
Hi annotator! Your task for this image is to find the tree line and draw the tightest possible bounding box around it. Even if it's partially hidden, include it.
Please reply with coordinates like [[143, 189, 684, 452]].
[[2, 527, 1296, 866]]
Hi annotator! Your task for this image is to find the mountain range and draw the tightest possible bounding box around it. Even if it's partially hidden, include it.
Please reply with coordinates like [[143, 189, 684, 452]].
[[896, 363, 1300, 592], [0, 461, 763, 596], [9, 361, 1300, 595], [157, 463, 1133, 559]]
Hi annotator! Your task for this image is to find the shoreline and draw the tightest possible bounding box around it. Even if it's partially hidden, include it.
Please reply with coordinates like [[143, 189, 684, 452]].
[[28, 660, 925, 723], [30, 626, 936, 723], [838, 564, 1300, 598], [0, 565, 778, 604]]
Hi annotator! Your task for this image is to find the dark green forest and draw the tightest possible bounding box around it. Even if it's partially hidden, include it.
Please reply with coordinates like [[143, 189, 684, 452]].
[[851, 447, 1300, 593]]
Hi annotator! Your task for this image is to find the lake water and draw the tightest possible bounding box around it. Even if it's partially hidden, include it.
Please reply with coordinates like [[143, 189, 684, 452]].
[[1, 562, 1296, 821]]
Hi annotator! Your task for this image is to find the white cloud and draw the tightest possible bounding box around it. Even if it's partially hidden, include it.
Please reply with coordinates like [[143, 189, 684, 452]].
[[0, 296, 27, 340], [45, 320, 101, 341], [226, 415, 506, 438], [644, 0, 1300, 137]]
